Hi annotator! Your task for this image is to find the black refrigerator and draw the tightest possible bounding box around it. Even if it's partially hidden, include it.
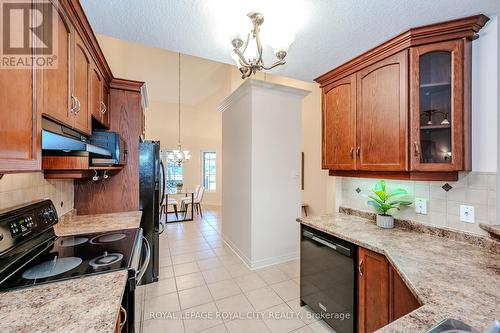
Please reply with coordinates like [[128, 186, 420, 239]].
[[139, 141, 165, 284]]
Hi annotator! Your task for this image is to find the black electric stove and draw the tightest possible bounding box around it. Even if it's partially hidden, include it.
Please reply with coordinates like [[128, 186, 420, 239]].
[[0, 200, 150, 332], [0, 200, 142, 291]]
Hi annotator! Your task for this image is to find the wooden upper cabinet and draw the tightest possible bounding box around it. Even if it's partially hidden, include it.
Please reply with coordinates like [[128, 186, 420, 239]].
[[0, 59, 39, 173], [315, 15, 488, 181], [356, 51, 408, 171], [322, 74, 356, 170], [73, 34, 92, 135], [91, 64, 103, 123], [410, 40, 468, 172], [41, 3, 73, 127], [358, 248, 390, 333]]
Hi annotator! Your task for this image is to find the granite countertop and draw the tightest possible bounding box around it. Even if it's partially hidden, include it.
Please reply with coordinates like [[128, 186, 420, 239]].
[[0, 270, 128, 333], [297, 213, 500, 333], [0, 211, 142, 333], [55, 210, 142, 236]]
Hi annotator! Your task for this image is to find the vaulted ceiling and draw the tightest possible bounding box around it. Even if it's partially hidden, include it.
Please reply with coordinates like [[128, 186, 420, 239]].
[[80, 0, 500, 82]]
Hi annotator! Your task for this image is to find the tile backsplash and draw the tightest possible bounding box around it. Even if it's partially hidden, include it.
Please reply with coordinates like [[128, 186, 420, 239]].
[[339, 172, 496, 236], [0, 173, 74, 216]]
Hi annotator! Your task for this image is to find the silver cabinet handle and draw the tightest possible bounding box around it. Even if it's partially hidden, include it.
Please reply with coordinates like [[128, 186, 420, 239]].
[[135, 236, 151, 282], [356, 146, 361, 157], [414, 141, 420, 157], [100, 101, 106, 114], [349, 147, 354, 159], [70, 94, 77, 114], [74, 97, 81, 114]]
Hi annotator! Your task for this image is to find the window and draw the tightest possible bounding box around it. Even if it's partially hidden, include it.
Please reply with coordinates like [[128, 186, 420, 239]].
[[161, 150, 183, 189], [202, 151, 216, 191]]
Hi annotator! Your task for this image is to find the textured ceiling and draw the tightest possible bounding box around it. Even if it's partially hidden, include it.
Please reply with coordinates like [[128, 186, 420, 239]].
[[80, 0, 500, 82]]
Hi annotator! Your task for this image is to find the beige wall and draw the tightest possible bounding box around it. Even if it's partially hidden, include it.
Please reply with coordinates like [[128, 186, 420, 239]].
[[0, 173, 74, 216], [228, 69, 335, 216], [96, 35, 229, 206], [97, 34, 333, 214]]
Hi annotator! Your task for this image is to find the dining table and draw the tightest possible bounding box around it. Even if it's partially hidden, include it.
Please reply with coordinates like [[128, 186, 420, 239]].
[[164, 188, 195, 222]]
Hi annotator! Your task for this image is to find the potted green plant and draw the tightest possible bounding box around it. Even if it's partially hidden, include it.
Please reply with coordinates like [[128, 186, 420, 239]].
[[367, 180, 412, 229], [176, 182, 183, 191]]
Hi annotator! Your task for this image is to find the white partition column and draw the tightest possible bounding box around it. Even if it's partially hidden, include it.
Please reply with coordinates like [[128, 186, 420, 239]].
[[220, 79, 310, 269]]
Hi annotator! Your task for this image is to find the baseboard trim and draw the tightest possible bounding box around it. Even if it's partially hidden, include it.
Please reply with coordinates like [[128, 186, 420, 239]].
[[220, 233, 299, 270]]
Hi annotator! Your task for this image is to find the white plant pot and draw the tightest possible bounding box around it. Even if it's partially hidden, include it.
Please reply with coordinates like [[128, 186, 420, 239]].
[[376, 214, 394, 229]]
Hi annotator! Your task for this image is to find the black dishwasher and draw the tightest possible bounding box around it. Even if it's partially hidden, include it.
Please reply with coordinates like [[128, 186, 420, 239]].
[[300, 225, 357, 333]]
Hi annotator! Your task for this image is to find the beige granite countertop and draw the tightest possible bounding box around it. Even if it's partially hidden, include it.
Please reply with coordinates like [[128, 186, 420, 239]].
[[298, 213, 500, 333], [55, 210, 142, 236], [0, 270, 128, 333]]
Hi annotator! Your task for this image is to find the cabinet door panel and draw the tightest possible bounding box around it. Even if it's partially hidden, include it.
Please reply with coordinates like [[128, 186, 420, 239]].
[[90, 64, 103, 122], [390, 267, 420, 321], [73, 34, 91, 135], [356, 51, 408, 171], [102, 84, 110, 129], [410, 40, 464, 171], [0, 68, 39, 172], [358, 248, 390, 333], [41, 4, 72, 127], [323, 75, 356, 170]]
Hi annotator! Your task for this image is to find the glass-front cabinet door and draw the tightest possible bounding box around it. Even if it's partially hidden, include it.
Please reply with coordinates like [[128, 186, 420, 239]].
[[410, 40, 465, 171]]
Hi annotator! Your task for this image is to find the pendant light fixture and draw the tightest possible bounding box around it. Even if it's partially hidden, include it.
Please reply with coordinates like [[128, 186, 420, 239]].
[[167, 53, 191, 166]]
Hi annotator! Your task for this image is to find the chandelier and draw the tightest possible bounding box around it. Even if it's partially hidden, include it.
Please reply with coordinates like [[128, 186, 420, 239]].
[[231, 12, 295, 79], [167, 53, 191, 167]]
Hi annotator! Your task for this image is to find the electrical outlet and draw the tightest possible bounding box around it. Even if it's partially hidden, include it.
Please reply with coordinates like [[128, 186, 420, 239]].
[[460, 205, 475, 223], [415, 198, 427, 214]]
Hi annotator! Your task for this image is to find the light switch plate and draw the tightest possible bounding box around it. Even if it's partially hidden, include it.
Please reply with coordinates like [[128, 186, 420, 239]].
[[460, 205, 475, 223], [415, 198, 427, 214]]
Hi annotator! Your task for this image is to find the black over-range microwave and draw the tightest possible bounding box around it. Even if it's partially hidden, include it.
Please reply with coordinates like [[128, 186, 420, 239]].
[[90, 130, 127, 166]]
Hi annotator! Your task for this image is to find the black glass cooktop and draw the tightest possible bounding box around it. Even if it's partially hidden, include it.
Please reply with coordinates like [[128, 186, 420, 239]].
[[0, 228, 139, 291]]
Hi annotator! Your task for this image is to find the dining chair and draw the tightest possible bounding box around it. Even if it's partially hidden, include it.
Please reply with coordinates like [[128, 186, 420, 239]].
[[161, 197, 178, 220], [181, 185, 200, 210], [184, 186, 205, 217]]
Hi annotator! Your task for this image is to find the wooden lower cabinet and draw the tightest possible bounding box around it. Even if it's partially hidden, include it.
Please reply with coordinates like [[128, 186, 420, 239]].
[[358, 247, 420, 333], [390, 266, 421, 322]]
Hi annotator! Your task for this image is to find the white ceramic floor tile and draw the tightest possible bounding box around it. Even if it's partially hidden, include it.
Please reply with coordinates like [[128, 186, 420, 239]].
[[202, 267, 232, 284], [172, 253, 197, 265], [226, 319, 270, 333], [234, 273, 267, 292], [262, 303, 305, 333], [199, 323, 228, 333], [182, 302, 223, 333], [257, 267, 290, 285], [176, 272, 206, 291], [178, 285, 214, 309], [174, 262, 200, 276], [146, 277, 177, 297], [143, 314, 184, 333], [144, 292, 181, 316], [245, 286, 283, 311], [198, 258, 224, 271], [307, 321, 337, 333], [215, 294, 254, 320], [207, 279, 242, 300], [270, 280, 300, 302]]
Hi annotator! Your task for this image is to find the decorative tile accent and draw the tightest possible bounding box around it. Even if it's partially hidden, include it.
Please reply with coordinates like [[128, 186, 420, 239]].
[[442, 183, 453, 192], [355, 187, 361, 194], [339, 172, 497, 237]]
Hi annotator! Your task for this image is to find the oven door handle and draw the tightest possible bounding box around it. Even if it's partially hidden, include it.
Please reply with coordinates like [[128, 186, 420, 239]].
[[135, 236, 151, 283]]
